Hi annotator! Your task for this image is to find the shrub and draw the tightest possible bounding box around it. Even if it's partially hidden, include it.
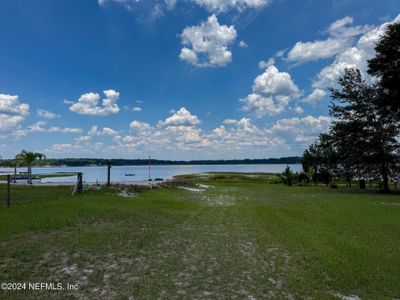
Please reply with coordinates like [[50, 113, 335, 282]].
[[297, 172, 309, 185], [329, 182, 338, 189], [280, 166, 294, 186]]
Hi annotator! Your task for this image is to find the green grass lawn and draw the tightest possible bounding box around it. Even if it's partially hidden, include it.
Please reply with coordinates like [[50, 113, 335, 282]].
[[0, 175, 399, 299]]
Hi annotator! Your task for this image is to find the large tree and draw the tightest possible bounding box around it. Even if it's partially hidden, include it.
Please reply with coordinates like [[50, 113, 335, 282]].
[[16, 150, 46, 184], [368, 22, 400, 118], [302, 22, 400, 192], [330, 68, 400, 192]]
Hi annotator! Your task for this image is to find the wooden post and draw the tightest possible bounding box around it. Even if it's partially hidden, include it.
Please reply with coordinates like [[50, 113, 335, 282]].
[[148, 155, 151, 181], [13, 160, 17, 183], [107, 161, 111, 186], [77, 172, 83, 194], [7, 175, 10, 207]]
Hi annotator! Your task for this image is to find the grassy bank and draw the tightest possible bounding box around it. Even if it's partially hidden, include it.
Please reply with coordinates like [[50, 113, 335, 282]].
[[0, 174, 399, 299]]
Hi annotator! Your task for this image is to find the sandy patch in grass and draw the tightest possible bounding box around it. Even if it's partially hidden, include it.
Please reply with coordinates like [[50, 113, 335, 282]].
[[198, 184, 214, 189], [263, 245, 294, 299], [5, 219, 298, 299], [209, 195, 235, 206], [178, 186, 205, 192], [178, 184, 215, 193], [333, 292, 362, 300], [198, 194, 235, 206], [118, 190, 138, 198], [6, 240, 297, 299], [36, 250, 142, 299], [179, 185, 236, 206]]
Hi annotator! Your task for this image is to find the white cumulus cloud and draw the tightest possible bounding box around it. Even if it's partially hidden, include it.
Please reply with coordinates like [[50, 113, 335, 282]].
[[57, 109, 333, 159], [102, 127, 119, 136], [239, 40, 248, 48], [258, 58, 275, 69], [268, 115, 332, 144], [130, 120, 151, 131], [99, 0, 271, 14], [0, 94, 30, 133], [293, 105, 304, 114], [69, 90, 120, 116], [192, 0, 270, 13], [98, 0, 137, 11], [76, 135, 92, 143], [36, 109, 60, 119], [158, 107, 200, 126], [241, 65, 301, 117], [88, 125, 119, 136], [303, 88, 327, 103], [312, 15, 400, 90], [13, 121, 82, 137], [179, 15, 237, 67], [287, 16, 371, 64]]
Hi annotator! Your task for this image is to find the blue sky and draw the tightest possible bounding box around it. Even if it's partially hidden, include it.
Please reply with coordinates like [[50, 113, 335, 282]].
[[0, 0, 399, 160]]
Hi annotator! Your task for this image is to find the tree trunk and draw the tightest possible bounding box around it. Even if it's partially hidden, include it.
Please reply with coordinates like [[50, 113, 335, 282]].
[[381, 163, 390, 193], [382, 175, 389, 192], [359, 179, 366, 189], [13, 164, 17, 183], [314, 167, 318, 186]]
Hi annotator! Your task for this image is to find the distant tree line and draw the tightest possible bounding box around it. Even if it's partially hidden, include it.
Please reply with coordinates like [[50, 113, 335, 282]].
[[301, 22, 400, 192], [0, 156, 301, 167]]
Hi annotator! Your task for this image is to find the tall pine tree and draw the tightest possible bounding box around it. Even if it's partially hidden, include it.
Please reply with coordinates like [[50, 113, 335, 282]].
[[368, 22, 400, 119]]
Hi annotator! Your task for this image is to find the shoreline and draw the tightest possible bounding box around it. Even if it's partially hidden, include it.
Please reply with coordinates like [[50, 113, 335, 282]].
[[0, 180, 168, 187]]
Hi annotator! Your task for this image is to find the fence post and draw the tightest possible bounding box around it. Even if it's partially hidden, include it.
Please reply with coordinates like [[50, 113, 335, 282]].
[[13, 160, 17, 183], [77, 172, 83, 194], [107, 161, 111, 186], [7, 175, 10, 207]]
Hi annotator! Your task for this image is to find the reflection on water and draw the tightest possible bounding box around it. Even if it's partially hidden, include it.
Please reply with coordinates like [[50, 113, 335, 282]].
[[0, 164, 302, 183]]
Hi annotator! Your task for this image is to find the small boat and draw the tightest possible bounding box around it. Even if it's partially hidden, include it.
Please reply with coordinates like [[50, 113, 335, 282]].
[[125, 173, 136, 176]]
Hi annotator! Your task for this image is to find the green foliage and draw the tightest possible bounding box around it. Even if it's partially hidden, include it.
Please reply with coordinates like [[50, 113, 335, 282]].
[[15, 150, 46, 166], [368, 22, 400, 118], [15, 150, 46, 184], [330, 68, 399, 192], [279, 166, 311, 187], [296, 172, 309, 186], [303, 22, 400, 192], [208, 173, 275, 183], [280, 166, 294, 186]]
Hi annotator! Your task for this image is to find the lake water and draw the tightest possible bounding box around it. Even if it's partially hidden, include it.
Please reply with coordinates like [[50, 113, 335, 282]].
[[0, 164, 302, 183]]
